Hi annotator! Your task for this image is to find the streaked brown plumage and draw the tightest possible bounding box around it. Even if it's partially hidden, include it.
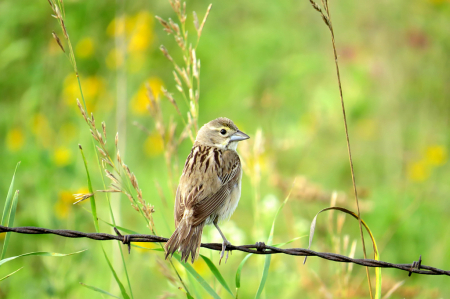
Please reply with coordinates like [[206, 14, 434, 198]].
[[164, 117, 249, 263]]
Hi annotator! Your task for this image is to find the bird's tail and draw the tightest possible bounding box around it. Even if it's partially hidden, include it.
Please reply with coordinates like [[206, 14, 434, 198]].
[[164, 220, 205, 263]]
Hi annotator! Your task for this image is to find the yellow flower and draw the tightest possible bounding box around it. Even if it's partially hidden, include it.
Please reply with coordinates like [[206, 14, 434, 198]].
[[426, 145, 447, 166], [63, 74, 80, 106], [59, 122, 78, 143], [64, 74, 105, 111], [128, 12, 154, 53], [134, 242, 157, 252], [408, 160, 430, 182], [83, 76, 105, 99], [106, 12, 154, 53], [53, 146, 73, 167], [144, 131, 164, 157], [131, 77, 163, 115], [31, 114, 53, 149], [6, 128, 24, 152], [76, 37, 95, 58], [54, 191, 74, 219], [106, 16, 127, 37], [192, 258, 208, 276], [76, 187, 90, 196], [105, 48, 124, 70], [127, 53, 146, 73]]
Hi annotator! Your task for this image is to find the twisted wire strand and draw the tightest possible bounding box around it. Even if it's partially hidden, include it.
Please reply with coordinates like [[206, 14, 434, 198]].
[[0, 225, 447, 276]]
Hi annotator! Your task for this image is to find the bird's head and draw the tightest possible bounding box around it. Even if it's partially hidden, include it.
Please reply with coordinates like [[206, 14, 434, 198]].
[[195, 117, 250, 150]]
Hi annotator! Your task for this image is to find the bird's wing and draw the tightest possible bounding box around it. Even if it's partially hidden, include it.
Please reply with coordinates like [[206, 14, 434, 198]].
[[174, 186, 183, 227], [177, 145, 241, 226]]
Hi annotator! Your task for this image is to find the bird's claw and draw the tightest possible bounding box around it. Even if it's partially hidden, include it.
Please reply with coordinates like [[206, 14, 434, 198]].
[[219, 240, 231, 265]]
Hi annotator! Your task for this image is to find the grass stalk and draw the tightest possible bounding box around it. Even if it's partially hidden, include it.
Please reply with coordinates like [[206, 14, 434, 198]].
[[308, 1, 373, 297], [48, 1, 135, 297]]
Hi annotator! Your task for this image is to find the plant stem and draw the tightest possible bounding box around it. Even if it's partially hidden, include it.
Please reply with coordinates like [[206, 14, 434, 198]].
[[324, 3, 373, 298]]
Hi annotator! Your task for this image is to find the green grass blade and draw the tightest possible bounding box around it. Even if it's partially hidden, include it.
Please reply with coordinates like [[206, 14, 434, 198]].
[[1, 190, 19, 260], [1, 162, 20, 226], [130, 244, 157, 251], [79, 145, 99, 232], [0, 267, 23, 282], [200, 254, 234, 297], [235, 253, 252, 294], [186, 268, 203, 299], [80, 282, 121, 298], [255, 255, 270, 299], [79, 145, 130, 299], [255, 188, 293, 299], [305, 206, 381, 299], [0, 249, 87, 266], [1, 162, 20, 260], [272, 236, 305, 248], [81, 207, 139, 234], [100, 246, 131, 299], [173, 253, 220, 299]]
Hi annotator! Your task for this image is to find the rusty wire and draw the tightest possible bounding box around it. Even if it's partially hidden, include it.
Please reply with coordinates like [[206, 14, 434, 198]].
[[0, 225, 447, 277]]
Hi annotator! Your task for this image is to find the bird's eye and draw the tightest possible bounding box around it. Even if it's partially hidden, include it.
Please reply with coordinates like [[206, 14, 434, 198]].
[[220, 129, 227, 135]]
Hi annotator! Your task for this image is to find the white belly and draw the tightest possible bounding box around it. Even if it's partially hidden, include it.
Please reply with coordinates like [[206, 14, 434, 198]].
[[217, 180, 241, 222], [205, 179, 241, 224]]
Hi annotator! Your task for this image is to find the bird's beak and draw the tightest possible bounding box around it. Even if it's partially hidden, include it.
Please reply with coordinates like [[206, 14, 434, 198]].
[[230, 130, 250, 142]]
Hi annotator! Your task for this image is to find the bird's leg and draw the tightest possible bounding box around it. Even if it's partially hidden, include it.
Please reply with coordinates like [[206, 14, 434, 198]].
[[213, 219, 231, 264]]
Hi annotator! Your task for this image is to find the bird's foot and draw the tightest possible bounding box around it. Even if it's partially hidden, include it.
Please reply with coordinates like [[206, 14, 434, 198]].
[[219, 240, 231, 265]]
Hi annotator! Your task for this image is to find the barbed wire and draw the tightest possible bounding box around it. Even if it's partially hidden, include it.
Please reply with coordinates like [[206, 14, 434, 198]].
[[0, 225, 447, 277]]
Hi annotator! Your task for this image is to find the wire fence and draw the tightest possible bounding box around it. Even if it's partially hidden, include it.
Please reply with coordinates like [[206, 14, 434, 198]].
[[0, 225, 447, 277]]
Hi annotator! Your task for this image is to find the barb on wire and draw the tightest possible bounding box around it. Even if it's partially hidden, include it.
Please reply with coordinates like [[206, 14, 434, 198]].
[[0, 225, 448, 277]]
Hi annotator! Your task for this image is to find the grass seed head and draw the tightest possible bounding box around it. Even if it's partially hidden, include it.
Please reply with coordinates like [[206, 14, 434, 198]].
[[51, 31, 65, 53], [73, 193, 94, 204], [159, 45, 173, 62], [90, 129, 99, 142], [155, 16, 173, 34], [101, 122, 106, 141], [105, 169, 120, 185], [96, 145, 107, 157], [102, 158, 114, 167], [309, 0, 322, 13], [168, 18, 180, 35], [117, 150, 122, 165], [193, 11, 199, 31]]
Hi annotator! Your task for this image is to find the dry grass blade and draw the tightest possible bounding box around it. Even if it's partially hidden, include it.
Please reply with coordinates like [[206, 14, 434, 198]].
[[308, 1, 373, 297], [381, 280, 404, 299]]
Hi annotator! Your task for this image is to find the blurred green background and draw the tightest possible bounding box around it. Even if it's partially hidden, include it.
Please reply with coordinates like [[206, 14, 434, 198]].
[[1, 0, 450, 298]]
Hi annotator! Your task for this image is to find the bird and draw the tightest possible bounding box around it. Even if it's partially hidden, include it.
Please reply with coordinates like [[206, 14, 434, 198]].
[[164, 117, 249, 264]]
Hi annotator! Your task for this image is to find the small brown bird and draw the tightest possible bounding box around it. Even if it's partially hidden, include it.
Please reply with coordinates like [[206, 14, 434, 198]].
[[164, 117, 249, 263]]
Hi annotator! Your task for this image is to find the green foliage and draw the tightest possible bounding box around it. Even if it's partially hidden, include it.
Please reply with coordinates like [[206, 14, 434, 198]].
[[1, 0, 450, 298], [305, 206, 381, 299], [79, 145, 131, 299], [1, 162, 20, 260], [80, 282, 122, 298], [173, 254, 221, 299], [200, 255, 234, 297]]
